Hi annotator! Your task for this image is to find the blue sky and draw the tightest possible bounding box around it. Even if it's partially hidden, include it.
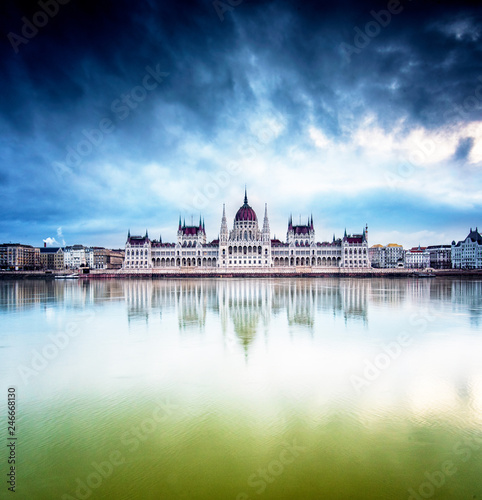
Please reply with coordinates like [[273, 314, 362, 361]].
[[1, 0, 481, 248]]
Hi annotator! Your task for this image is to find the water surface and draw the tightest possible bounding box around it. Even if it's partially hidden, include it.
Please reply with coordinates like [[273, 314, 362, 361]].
[[1, 278, 481, 499]]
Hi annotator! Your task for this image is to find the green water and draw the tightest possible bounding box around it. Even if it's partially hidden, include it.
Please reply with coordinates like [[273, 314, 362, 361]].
[[1, 278, 482, 499]]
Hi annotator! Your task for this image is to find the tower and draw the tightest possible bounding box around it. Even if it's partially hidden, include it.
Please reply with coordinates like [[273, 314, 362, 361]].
[[262, 203, 270, 243], [220, 204, 228, 244]]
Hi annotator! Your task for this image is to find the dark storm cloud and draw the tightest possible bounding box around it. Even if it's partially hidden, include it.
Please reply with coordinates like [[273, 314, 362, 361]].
[[0, 0, 481, 245], [1, 0, 480, 148], [453, 136, 474, 161]]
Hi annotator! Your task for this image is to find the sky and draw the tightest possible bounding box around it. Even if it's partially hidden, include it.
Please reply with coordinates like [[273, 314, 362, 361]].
[[1, 0, 481, 249]]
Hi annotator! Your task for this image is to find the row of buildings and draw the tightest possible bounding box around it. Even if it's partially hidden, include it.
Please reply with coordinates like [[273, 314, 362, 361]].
[[369, 244, 452, 269], [369, 228, 482, 269], [0, 244, 124, 271], [124, 191, 482, 271], [2, 190, 481, 271], [124, 190, 370, 270]]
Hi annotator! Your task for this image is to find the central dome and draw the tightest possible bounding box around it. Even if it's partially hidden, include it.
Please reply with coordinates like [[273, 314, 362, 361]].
[[235, 190, 257, 222]]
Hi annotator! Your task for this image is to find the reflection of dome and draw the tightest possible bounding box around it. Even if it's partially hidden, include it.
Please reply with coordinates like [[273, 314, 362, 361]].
[[235, 190, 257, 222]]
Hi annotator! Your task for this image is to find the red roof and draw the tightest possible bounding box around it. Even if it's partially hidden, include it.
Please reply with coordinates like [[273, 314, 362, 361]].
[[128, 237, 149, 245], [235, 205, 257, 222], [235, 191, 257, 221], [182, 226, 203, 235], [293, 225, 310, 235]]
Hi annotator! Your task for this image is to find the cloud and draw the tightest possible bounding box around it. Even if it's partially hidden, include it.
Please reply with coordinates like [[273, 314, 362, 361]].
[[0, 0, 481, 248], [43, 237, 59, 246]]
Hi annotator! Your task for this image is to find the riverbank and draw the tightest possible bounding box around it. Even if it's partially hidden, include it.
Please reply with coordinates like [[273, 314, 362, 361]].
[[2, 268, 482, 280]]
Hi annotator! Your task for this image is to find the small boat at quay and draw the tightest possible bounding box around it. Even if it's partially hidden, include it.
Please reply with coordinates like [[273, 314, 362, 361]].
[[55, 274, 79, 280]]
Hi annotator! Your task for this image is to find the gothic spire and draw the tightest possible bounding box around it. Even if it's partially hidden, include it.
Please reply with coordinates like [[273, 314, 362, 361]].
[[244, 185, 248, 205], [220, 203, 228, 242], [262, 203, 270, 241]]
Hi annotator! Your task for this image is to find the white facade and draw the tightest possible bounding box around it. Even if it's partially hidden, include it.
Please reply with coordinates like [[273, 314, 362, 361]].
[[63, 245, 94, 269], [405, 246, 430, 269], [451, 228, 482, 269], [219, 193, 272, 268], [124, 191, 370, 270]]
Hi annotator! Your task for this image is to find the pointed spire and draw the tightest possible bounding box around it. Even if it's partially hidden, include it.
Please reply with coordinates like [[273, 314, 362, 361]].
[[145, 229, 148, 239], [344, 228, 347, 238], [159, 234, 162, 243], [220, 203, 228, 241], [333, 233, 335, 242], [128, 229, 130, 238], [178, 215, 181, 230], [183, 217, 186, 227], [244, 185, 248, 205], [199, 215, 202, 228], [262, 203, 270, 239]]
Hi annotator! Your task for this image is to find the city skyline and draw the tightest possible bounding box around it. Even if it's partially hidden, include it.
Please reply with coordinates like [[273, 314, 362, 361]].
[[1, 1, 481, 249]]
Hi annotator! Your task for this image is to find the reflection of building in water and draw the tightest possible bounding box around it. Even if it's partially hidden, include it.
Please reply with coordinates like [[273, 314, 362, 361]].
[[285, 281, 317, 328], [0, 280, 95, 312], [176, 281, 207, 330], [7, 278, 481, 346], [339, 279, 369, 323], [369, 279, 407, 306], [451, 280, 482, 327], [123, 279, 155, 323], [218, 280, 272, 354]]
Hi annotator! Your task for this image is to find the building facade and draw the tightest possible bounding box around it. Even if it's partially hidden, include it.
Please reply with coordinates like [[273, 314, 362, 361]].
[[369, 243, 404, 268], [63, 245, 94, 269], [0, 244, 41, 270], [427, 245, 451, 269], [405, 246, 430, 269], [39, 247, 64, 270], [124, 191, 370, 270], [451, 228, 482, 269]]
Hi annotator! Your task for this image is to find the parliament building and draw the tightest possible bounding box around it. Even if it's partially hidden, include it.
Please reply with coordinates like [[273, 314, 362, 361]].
[[124, 190, 369, 270]]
